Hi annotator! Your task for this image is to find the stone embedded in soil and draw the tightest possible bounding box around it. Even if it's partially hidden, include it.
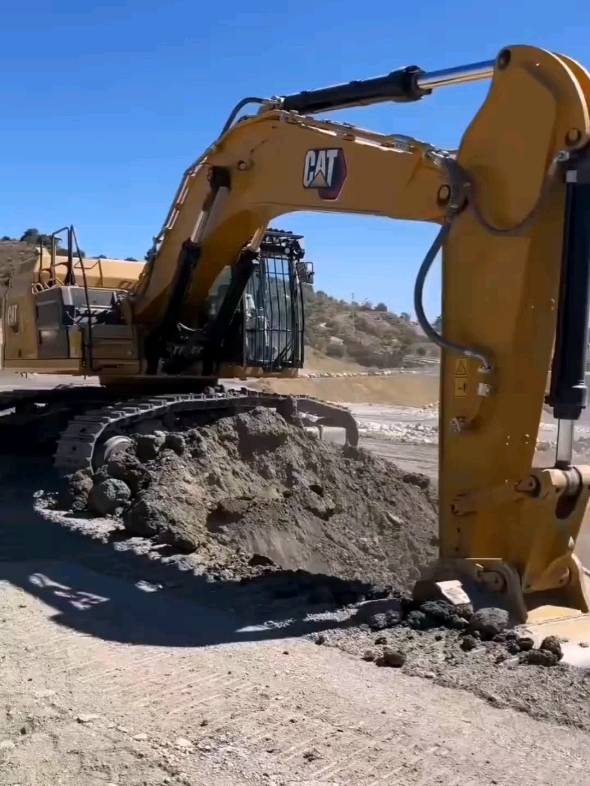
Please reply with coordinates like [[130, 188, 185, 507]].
[[165, 433, 186, 455], [468, 608, 509, 639], [376, 647, 406, 668], [406, 610, 430, 630], [368, 610, 402, 631], [124, 498, 199, 552], [106, 455, 151, 495], [460, 635, 479, 652], [88, 478, 131, 516], [135, 433, 166, 462], [516, 636, 534, 652], [66, 469, 94, 510]]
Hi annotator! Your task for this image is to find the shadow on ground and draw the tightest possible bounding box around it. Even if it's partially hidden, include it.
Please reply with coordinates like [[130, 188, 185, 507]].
[[0, 458, 379, 649]]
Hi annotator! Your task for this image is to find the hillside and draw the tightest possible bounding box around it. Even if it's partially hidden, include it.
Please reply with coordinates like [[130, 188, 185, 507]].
[[303, 287, 436, 368]]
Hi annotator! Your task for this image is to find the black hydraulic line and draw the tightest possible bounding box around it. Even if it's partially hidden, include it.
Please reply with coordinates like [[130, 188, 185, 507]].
[[279, 66, 429, 114], [547, 153, 590, 421]]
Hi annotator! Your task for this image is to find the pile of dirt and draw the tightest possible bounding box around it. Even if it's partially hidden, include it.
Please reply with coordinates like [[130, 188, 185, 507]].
[[0, 241, 38, 281], [63, 407, 438, 590]]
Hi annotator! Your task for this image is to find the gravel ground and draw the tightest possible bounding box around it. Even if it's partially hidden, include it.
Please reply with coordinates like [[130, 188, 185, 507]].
[[2, 376, 590, 782]]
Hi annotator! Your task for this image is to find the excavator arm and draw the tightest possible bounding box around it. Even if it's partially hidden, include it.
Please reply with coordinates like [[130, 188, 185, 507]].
[[122, 45, 590, 643], [126, 116, 451, 327]]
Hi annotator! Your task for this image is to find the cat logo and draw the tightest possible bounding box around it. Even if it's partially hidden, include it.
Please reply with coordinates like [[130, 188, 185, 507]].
[[303, 148, 347, 200]]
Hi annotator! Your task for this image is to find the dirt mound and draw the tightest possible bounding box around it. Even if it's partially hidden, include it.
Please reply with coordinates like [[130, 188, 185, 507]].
[[0, 241, 38, 280], [65, 407, 438, 590], [254, 372, 439, 406], [303, 346, 364, 374]]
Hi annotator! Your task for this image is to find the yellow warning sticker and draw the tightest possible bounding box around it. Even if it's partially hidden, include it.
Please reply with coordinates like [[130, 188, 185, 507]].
[[454, 378, 468, 398], [454, 358, 468, 376]]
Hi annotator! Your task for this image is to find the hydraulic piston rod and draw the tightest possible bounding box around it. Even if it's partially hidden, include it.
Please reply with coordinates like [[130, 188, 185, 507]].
[[279, 59, 495, 114]]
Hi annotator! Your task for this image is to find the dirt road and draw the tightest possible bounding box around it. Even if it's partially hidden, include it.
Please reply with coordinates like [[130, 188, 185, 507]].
[[2, 375, 590, 783]]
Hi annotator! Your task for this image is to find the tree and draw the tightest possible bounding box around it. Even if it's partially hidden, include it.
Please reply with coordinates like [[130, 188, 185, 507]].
[[416, 346, 427, 357], [374, 302, 388, 312], [433, 314, 442, 332], [124, 256, 138, 261], [400, 311, 411, 321], [20, 228, 41, 244], [97, 255, 108, 259], [1, 235, 14, 241]]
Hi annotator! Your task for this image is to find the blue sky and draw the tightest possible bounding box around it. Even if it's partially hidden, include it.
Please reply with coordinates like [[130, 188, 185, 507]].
[[0, 3, 587, 317]]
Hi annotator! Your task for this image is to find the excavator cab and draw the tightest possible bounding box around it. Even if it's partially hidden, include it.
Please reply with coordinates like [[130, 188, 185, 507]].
[[198, 228, 307, 372]]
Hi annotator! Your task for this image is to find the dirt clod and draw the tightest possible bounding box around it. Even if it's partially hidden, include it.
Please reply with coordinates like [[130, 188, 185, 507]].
[[522, 649, 560, 667], [135, 433, 166, 462], [468, 608, 509, 639], [376, 647, 406, 668], [460, 635, 478, 652], [540, 636, 563, 661], [88, 478, 131, 516]]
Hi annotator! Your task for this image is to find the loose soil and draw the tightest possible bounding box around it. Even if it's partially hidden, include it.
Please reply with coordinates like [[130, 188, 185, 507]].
[[58, 407, 439, 590]]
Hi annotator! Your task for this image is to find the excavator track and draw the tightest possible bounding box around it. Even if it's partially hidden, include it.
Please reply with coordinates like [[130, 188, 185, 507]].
[[0, 385, 358, 475]]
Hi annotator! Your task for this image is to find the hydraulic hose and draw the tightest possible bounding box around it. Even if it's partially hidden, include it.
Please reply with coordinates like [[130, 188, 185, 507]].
[[413, 154, 492, 370]]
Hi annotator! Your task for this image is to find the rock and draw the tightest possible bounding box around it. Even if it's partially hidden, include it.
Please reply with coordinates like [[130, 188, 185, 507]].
[[315, 634, 326, 645], [505, 640, 521, 655], [522, 649, 559, 667], [448, 615, 468, 630], [401, 472, 430, 490], [235, 408, 291, 455], [516, 636, 534, 652], [362, 650, 376, 661], [124, 498, 199, 552], [133, 732, 149, 741], [468, 608, 509, 639], [106, 455, 151, 495], [376, 647, 406, 668], [386, 511, 404, 527], [405, 610, 430, 630], [0, 740, 15, 750], [175, 737, 193, 749], [413, 579, 471, 608], [165, 433, 186, 455], [135, 433, 166, 462], [88, 479, 131, 516], [123, 498, 160, 537], [374, 636, 387, 645], [368, 610, 402, 631], [460, 635, 478, 652], [65, 469, 94, 511], [419, 600, 456, 624], [76, 713, 99, 724], [540, 635, 563, 661]]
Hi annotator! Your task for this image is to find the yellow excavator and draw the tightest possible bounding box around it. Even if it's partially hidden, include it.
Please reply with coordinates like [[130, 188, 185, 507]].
[[3, 43, 590, 657]]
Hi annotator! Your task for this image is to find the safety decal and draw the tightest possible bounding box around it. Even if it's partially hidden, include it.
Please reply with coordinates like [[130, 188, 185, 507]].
[[303, 148, 347, 200]]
